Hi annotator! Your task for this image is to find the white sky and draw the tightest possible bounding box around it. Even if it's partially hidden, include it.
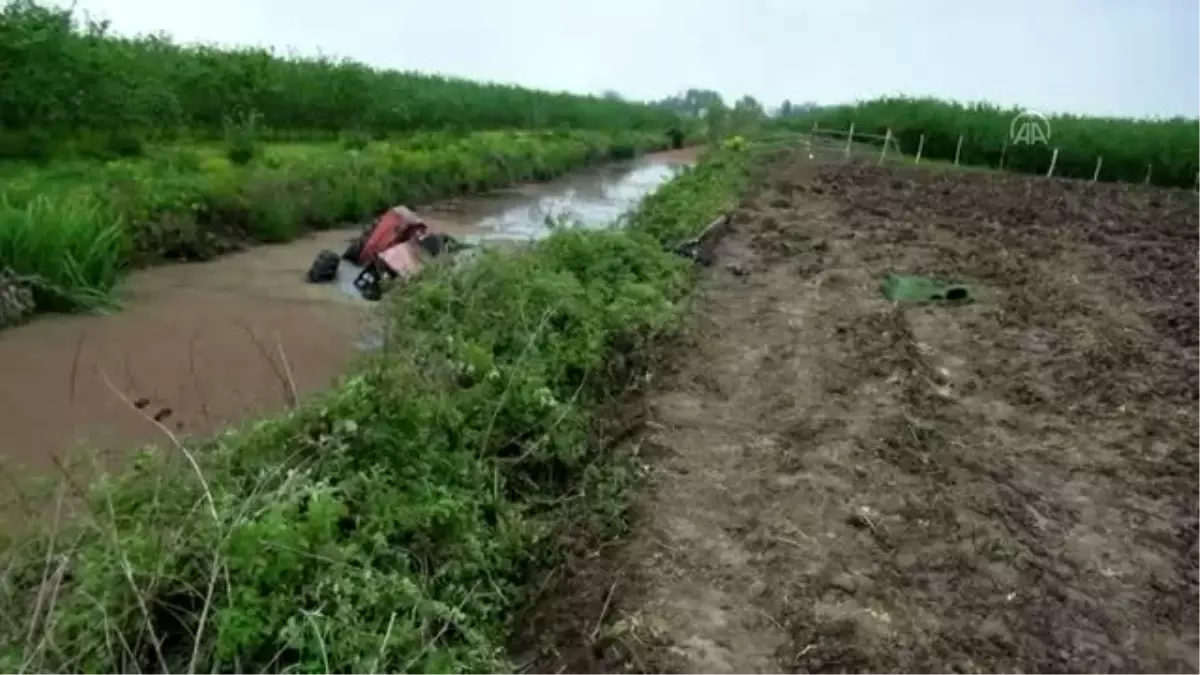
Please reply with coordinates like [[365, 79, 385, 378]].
[[51, 0, 1200, 118]]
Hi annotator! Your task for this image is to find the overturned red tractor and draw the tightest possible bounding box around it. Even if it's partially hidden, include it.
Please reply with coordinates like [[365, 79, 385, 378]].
[[305, 205, 467, 300]]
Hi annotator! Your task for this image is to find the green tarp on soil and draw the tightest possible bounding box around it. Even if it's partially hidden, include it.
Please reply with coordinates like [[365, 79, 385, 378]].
[[881, 274, 973, 304]]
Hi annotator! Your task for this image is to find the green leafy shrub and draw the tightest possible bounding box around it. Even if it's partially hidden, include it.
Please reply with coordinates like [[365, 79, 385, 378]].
[[609, 141, 637, 160], [224, 138, 257, 166], [0, 129, 54, 163], [107, 131, 145, 158]]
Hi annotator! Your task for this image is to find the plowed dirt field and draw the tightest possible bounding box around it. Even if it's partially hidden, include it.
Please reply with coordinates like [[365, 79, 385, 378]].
[[524, 149, 1199, 673]]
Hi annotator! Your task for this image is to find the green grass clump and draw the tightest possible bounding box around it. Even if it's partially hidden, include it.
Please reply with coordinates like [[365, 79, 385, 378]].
[[0, 195, 129, 311], [0, 0, 684, 158], [0, 144, 752, 673], [0, 129, 672, 316], [782, 96, 1200, 187]]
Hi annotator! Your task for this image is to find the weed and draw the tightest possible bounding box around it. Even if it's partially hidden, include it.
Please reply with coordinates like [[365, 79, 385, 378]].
[[0, 194, 129, 312]]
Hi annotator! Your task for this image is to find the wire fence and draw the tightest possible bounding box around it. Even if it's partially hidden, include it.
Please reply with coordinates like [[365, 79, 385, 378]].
[[805, 121, 1199, 191]]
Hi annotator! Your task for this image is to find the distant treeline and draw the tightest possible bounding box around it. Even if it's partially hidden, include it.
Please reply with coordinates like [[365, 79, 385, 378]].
[[0, 0, 683, 158], [780, 96, 1200, 188]]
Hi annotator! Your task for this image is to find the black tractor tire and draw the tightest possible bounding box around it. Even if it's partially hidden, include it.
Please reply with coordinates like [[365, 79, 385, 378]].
[[306, 249, 341, 283], [342, 234, 367, 262]]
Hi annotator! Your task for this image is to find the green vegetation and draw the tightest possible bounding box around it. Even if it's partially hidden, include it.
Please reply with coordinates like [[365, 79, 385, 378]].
[[0, 145, 752, 673], [654, 88, 769, 144], [0, 0, 698, 323], [0, 129, 670, 315], [0, 0, 683, 158], [784, 96, 1200, 188]]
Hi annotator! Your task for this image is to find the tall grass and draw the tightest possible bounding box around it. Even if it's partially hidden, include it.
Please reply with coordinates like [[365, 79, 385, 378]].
[[0, 195, 129, 311], [0, 143, 754, 673], [0, 0, 684, 160], [784, 96, 1200, 188]]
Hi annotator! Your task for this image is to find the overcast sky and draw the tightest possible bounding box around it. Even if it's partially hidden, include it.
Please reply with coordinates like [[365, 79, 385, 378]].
[[51, 0, 1199, 118]]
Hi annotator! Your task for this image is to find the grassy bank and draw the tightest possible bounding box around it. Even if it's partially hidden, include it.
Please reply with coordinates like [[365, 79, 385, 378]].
[[0, 1, 686, 159], [784, 96, 1199, 187], [0, 142, 752, 672], [0, 129, 673, 316]]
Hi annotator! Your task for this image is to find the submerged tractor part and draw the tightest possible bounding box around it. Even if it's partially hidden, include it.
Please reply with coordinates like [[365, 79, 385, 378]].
[[305, 250, 341, 283], [348, 206, 472, 301], [351, 238, 426, 301], [356, 205, 425, 267]]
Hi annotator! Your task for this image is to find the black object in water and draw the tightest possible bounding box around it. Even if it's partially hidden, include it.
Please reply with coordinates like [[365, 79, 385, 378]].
[[306, 250, 340, 283]]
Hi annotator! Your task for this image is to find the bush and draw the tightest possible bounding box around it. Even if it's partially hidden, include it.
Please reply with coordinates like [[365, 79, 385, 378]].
[[609, 141, 637, 160], [0, 129, 54, 162], [0, 144, 753, 672], [107, 132, 145, 158], [72, 132, 147, 160], [667, 126, 685, 149], [225, 137, 258, 165]]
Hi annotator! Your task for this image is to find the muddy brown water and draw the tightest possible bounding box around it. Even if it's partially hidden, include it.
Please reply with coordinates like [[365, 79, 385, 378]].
[[0, 148, 697, 477]]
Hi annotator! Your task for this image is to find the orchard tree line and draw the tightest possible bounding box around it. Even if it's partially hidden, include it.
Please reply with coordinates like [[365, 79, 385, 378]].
[[0, 0, 684, 159], [652, 88, 824, 120], [651, 88, 827, 138]]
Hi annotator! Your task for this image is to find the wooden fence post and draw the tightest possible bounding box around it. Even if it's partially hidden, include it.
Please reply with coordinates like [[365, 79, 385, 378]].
[[1046, 148, 1059, 177], [998, 141, 1008, 170], [953, 135, 964, 166], [1092, 156, 1103, 182], [844, 123, 855, 160], [878, 128, 892, 165], [1144, 164, 1153, 185], [915, 135, 925, 165]]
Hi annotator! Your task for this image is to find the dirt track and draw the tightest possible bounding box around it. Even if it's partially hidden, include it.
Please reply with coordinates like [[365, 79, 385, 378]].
[[527, 151, 1199, 672]]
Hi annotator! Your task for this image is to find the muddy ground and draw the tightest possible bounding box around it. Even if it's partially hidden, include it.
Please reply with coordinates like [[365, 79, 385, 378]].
[[521, 150, 1199, 672]]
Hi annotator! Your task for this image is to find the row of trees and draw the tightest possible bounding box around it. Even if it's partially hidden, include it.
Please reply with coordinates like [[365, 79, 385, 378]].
[[649, 86, 1196, 189], [784, 97, 1200, 188], [0, 0, 683, 153], [652, 88, 774, 140], [652, 89, 825, 120]]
